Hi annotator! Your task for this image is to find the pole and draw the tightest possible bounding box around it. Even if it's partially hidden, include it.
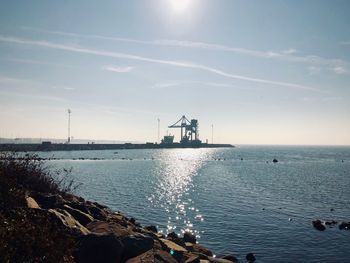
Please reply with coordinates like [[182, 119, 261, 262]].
[[157, 118, 160, 143], [68, 109, 71, 144], [211, 124, 213, 144]]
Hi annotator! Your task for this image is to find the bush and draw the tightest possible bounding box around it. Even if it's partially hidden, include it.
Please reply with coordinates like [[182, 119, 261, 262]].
[[0, 152, 81, 212], [0, 152, 81, 262]]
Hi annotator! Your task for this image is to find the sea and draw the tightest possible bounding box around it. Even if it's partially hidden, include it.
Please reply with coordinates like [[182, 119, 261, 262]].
[[37, 146, 350, 262]]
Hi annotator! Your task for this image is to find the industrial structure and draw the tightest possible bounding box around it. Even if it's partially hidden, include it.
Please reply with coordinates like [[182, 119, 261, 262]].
[[168, 115, 201, 145], [0, 114, 234, 152], [67, 109, 71, 144]]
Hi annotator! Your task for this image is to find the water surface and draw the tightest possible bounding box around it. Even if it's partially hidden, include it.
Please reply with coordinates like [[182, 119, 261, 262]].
[[39, 146, 350, 262]]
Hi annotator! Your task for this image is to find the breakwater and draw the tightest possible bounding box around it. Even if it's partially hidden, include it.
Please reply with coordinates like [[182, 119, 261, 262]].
[[0, 142, 234, 152]]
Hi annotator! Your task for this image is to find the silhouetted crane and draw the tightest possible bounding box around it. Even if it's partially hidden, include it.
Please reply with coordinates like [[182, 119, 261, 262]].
[[168, 115, 199, 144]]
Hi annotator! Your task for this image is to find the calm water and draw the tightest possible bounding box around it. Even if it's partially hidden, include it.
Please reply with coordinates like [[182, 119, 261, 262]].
[[38, 146, 350, 262]]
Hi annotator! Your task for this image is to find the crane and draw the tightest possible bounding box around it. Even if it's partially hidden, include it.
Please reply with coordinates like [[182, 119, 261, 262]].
[[168, 115, 200, 144]]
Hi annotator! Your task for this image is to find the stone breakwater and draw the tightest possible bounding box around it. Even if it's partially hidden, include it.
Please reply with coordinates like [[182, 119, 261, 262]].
[[4, 190, 243, 263]]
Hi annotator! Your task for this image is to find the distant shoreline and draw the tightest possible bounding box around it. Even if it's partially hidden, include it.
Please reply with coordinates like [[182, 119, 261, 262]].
[[0, 142, 234, 152]]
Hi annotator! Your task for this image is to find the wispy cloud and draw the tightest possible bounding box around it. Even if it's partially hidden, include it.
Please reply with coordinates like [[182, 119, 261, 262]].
[[339, 40, 350, 45], [152, 80, 257, 91], [332, 66, 347, 75], [21, 26, 349, 72], [0, 75, 37, 85], [103, 65, 134, 73], [307, 66, 321, 75], [50, 85, 75, 91], [21, 26, 152, 45], [1, 58, 76, 68], [152, 82, 179, 89], [282, 48, 298, 55], [0, 35, 324, 92], [0, 90, 70, 103]]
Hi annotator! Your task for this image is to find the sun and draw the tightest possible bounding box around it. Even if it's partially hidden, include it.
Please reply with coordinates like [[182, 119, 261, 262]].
[[170, 0, 191, 13]]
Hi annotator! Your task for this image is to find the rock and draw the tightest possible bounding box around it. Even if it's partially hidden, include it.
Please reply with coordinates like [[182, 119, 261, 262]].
[[185, 242, 213, 257], [87, 220, 132, 237], [246, 253, 256, 262], [121, 234, 155, 261], [48, 208, 90, 235], [208, 257, 235, 263], [339, 222, 350, 230], [155, 250, 179, 263], [126, 249, 178, 263], [91, 201, 108, 210], [145, 225, 158, 233], [221, 255, 239, 263], [75, 233, 124, 263], [66, 201, 91, 215], [184, 232, 197, 244], [63, 204, 94, 226], [312, 220, 326, 231], [272, 158, 278, 163], [33, 193, 65, 209], [160, 238, 187, 252], [185, 254, 201, 263], [325, 220, 337, 226], [159, 238, 187, 262], [87, 204, 108, 221], [167, 232, 179, 239], [25, 196, 40, 209]]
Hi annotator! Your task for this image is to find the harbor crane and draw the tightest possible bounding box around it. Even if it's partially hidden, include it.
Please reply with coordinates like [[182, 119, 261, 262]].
[[168, 115, 200, 144]]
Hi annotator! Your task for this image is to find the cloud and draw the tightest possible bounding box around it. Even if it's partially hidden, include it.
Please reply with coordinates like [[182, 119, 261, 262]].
[[1, 58, 76, 68], [0, 75, 37, 84], [282, 48, 298, 54], [152, 80, 257, 91], [104, 66, 134, 73], [152, 82, 179, 89], [0, 35, 324, 92], [21, 26, 349, 72], [332, 66, 347, 75], [340, 41, 350, 45], [51, 85, 75, 90], [307, 66, 321, 75]]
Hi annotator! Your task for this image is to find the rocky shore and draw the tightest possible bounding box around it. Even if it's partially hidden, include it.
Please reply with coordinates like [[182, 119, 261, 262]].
[[0, 154, 243, 263]]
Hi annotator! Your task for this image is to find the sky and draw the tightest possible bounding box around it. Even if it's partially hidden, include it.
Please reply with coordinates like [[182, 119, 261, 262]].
[[0, 0, 349, 145]]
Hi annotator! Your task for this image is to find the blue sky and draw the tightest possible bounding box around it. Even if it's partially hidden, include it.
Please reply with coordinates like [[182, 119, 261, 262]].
[[0, 0, 349, 145]]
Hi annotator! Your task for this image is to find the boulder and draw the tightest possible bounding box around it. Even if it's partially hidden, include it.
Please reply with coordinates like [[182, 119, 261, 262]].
[[185, 254, 201, 263], [87, 220, 132, 237], [339, 222, 350, 230], [66, 201, 91, 215], [121, 234, 155, 261], [272, 158, 278, 163], [75, 233, 124, 263], [33, 193, 65, 209], [246, 253, 256, 262], [159, 238, 187, 262], [185, 242, 213, 256], [145, 225, 158, 233], [312, 220, 326, 231], [126, 249, 178, 263], [324, 220, 337, 226], [183, 232, 197, 244], [63, 204, 94, 226], [48, 208, 90, 235], [25, 196, 40, 209], [167, 232, 179, 239], [87, 205, 108, 221], [160, 238, 187, 253], [221, 255, 238, 263], [208, 257, 235, 263]]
